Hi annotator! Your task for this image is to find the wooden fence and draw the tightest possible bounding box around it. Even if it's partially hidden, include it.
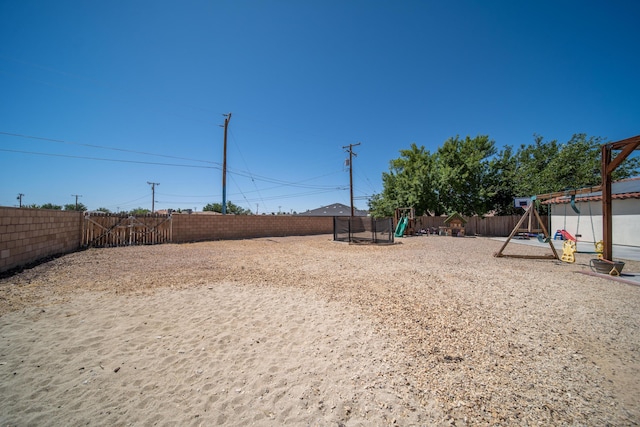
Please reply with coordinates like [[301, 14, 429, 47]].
[[82, 212, 172, 247], [414, 214, 549, 237]]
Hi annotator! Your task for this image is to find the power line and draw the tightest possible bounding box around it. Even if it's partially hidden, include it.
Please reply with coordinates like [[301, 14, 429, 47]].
[[1, 133, 346, 190], [157, 188, 343, 205], [0, 131, 219, 166], [229, 127, 269, 213], [0, 148, 217, 169]]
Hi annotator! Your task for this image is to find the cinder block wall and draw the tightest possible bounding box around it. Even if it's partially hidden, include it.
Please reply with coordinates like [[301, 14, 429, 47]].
[[0, 209, 334, 273], [0, 207, 83, 273], [171, 214, 333, 242]]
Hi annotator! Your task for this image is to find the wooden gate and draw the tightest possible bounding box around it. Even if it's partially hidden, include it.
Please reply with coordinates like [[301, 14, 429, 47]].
[[83, 212, 172, 247]]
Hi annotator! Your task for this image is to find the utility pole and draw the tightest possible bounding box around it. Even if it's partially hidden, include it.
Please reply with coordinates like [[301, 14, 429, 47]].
[[16, 193, 24, 208], [221, 112, 232, 215], [71, 194, 82, 210], [343, 142, 361, 217], [147, 182, 159, 213]]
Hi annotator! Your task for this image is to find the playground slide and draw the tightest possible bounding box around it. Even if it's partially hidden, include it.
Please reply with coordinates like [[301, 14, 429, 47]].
[[394, 217, 408, 237], [559, 230, 577, 241]]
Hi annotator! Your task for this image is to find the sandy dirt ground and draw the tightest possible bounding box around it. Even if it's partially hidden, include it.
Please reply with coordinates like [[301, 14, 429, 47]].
[[1, 234, 639, 426]]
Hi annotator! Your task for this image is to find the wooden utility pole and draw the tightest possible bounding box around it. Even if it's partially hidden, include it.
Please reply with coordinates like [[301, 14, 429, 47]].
[[71, 194, 82, 210], [16, 193, 24, 208], [147, 182, 159, 213], [221, 113, 232, 215], [343, 142, 361, 217]]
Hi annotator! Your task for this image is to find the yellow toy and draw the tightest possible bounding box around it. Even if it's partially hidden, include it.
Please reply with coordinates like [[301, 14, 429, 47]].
[[594, 240, 604, 259], [561, 240, 577, 263]]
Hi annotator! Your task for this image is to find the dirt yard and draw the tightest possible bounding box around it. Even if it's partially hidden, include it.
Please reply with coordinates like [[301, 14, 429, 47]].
[[1, 235, 639, 425]]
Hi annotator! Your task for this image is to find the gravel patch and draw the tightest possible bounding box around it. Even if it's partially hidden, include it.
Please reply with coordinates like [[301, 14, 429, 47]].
[[1, 234, 638, 425]]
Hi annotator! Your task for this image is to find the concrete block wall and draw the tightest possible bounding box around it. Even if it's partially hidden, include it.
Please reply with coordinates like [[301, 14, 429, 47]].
[[171, 214, 333, 243], [0, 209, 334, 273], [0, 207, 83, 273]]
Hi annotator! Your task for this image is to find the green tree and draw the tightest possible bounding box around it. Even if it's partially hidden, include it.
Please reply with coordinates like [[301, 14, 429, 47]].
[[546, 134, 639, 188], [96, 207, 111, 213], [203, 201, 252, 215], [64, 203, 87, 211], [129, 207, 151, 215], [40, 203, 63, 210], [487, 145, 520, 215], [371, 133, 640, 219], [511, 135, 561, 198], [435, 135, 496, 215], [369, 143, 438, 217]]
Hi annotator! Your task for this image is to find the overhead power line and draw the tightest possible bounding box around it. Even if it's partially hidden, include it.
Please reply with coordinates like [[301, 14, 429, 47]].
[[0, 131, 218, 165], [1, 131, 345, 190], [0, 148, 216, 169]]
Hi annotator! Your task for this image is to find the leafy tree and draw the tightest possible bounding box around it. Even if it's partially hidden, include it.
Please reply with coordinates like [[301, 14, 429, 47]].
[[369, 144, 438, 217], [203, 201, 252, 215], [40, 203, 63, 210], [487, 145, 520, 215], [129, 207, 151, 215], [371, 133, 640, 219], [546, 133, 639, 187], [64, 203, 87, 211], [510, 135, 560, 199], [435, 135, 497, 215], [544, 134, 600, 189], [96, 207, 111, 213]]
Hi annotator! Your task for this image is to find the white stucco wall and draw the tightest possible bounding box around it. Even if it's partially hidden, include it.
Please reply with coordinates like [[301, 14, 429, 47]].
[[550, 198, 640, 248]]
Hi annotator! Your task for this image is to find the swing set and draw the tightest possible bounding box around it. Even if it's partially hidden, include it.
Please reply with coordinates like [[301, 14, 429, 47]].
[[495, 134, 640, 273], [555, 192, 604, 260], [494, 186, 603, 262]]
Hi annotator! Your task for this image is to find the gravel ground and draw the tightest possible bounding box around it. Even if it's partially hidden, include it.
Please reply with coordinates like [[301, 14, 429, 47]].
[[1, 234, 639, 425]]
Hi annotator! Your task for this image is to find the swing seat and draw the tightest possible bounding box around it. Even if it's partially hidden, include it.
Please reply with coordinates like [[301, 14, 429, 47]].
[[594, 240, 604, 259], [561, 240, 577, 263], [537, 233, 551, 243]]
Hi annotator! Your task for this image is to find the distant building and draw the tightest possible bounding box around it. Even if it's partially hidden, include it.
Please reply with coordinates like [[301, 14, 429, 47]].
[[297, 203, 368, 217]]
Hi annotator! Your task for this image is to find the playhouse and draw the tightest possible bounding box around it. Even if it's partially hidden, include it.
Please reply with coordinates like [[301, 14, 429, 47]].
[[439, 212, 467, 236]]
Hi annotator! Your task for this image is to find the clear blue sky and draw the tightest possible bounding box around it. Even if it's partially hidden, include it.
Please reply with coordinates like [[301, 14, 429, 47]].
[[1, 1, 638, 214]]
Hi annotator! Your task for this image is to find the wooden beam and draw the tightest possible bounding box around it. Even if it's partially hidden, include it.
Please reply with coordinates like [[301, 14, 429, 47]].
[[494, 203, 559, 260], [494, 204, 534, 257], [532, 206, 559, 259], [609, 134, 640, 150], [606, 139, 640, 175], [495, 254, 558, 259], [533, 185, 601, 202]]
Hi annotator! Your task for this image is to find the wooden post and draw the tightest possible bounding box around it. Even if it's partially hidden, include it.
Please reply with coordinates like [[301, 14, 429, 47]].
[[601, 144, 613, 261], [600, 135, 640, 261]]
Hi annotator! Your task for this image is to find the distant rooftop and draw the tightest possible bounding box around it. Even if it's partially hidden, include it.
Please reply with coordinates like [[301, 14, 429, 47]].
[[297, 202, 368, 216]]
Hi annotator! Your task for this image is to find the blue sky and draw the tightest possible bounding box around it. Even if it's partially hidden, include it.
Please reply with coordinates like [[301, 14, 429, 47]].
[[1, 1, 638, 214]]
